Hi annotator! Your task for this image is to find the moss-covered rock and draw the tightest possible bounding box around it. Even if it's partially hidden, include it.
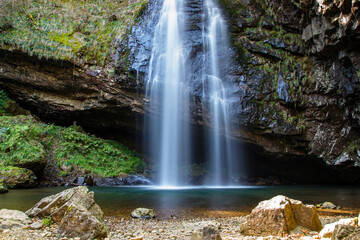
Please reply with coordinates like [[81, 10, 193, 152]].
[[0, 178, 8, 193], [0, 166, 36, 189]]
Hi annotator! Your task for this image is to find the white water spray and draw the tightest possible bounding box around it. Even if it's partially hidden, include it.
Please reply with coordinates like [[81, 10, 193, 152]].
[[145, 0, 189, 186], [202, 0, 237, 185]]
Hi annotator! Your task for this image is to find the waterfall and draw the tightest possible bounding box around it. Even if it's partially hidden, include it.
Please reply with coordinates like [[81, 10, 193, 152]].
[[145, 0, 190, 186], [202, 0, 236, 185], [143, 0, 239, 186]]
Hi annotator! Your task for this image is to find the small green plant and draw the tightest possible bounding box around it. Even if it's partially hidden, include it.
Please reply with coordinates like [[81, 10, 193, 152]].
[[42, 216, 52, 227]]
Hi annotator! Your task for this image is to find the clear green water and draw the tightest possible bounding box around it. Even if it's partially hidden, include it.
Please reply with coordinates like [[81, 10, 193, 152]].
[[0, 186, 359, 218]]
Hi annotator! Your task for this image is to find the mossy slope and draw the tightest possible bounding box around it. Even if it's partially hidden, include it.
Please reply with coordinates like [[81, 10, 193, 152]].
[[0, 90, 145, 184], [0, 0, 148, 66]]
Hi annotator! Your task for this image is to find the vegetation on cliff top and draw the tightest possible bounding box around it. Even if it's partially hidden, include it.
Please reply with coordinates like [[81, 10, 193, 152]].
[[0, 0, 148, 67], [0, 90, 145, 180]]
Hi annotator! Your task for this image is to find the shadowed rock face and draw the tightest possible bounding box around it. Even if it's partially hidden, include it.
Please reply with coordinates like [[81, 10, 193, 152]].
[[0, 49, 144, 143], [1, 0, 360, 184]]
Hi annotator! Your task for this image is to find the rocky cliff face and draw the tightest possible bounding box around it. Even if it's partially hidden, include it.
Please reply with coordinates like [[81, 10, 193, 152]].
[[1, 0, 359, 184], [127, 0, 360, 183], [221, 0, 360, 181]]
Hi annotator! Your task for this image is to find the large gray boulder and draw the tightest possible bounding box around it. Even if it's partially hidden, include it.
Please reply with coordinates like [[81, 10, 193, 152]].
[[26, 186, 108, 239], [240, 195, 322, 236], [0, 209, 32, 230]]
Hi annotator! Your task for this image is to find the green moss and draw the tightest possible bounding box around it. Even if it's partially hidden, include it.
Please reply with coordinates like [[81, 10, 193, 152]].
[[42, 216, 52, 227], [0, 0, 149, 66], [0, 166, 28, 175], [0, 115, 145, 177]]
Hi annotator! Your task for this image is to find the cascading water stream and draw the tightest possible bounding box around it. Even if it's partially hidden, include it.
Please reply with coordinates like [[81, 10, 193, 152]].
[[145, 0, 189, 187], [144, 0, 239, 186], [202, 0, 236, 185]]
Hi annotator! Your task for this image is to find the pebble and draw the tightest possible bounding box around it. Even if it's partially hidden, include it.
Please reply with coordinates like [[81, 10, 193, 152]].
[[0, 215, 356, 240], [30, 222, 44, 230], [131, 237, 143, 240]]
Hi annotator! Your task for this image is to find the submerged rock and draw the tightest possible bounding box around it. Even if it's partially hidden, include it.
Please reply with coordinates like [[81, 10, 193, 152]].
[[131, 208, 156, 219], [124, 175, 152, 185], [240, 195, 322, 236], [26, 186, 108, 239], [0, 209, 32, 230]]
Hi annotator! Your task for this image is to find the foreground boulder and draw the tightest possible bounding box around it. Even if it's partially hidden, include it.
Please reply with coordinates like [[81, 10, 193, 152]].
[[0, 209, 32, 230], [131, 208, 156, 219], [26, 186, 108, 239], [0, 166, 36, 188], [240, 195, 322, 236], [319, 217, 359, 238]]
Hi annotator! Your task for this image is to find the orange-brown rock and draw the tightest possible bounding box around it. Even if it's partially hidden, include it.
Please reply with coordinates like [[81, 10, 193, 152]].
[[240, 195, 322, 236]]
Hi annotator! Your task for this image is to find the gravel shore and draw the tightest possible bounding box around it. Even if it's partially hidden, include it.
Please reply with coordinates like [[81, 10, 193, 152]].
[[0, 214, 352, 240]]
